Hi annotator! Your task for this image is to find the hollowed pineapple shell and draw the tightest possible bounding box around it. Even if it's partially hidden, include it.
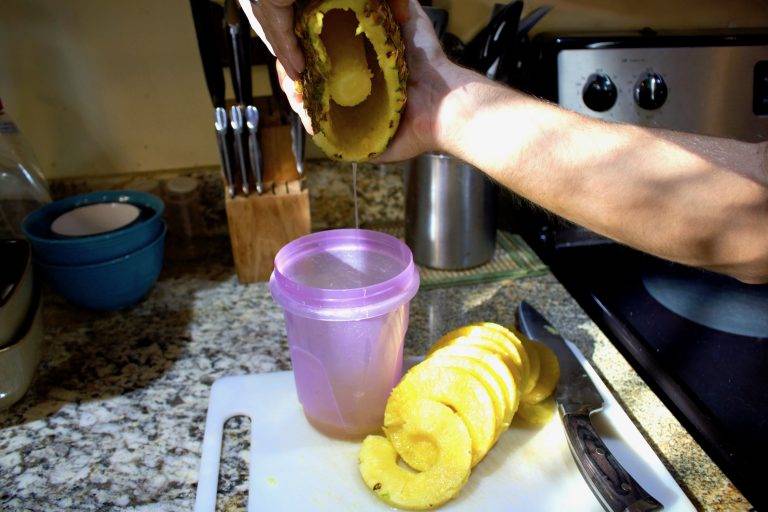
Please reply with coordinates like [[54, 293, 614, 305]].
[[295, 0, 408, 162]]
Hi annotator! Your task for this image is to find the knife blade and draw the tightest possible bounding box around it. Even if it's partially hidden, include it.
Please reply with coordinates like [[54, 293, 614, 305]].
[[518, 302, 603, 414], [517, 301, 663, 512], [290, 111, 305, 177]]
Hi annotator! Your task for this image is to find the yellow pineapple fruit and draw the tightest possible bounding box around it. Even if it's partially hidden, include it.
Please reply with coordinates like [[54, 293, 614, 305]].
[[522, 340, 561, 405], [429, 329, 527, 398], [295, 0, 408, 161], [421, 354, 508, 437], [384, 365, 497, 470], [428, 345, 517, 433], [359, 399, 471, 510], [322, 9, 373, 106]]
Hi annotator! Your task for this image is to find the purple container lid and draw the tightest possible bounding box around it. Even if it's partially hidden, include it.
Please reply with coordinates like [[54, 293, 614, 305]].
[[269, 229, 420, 321]]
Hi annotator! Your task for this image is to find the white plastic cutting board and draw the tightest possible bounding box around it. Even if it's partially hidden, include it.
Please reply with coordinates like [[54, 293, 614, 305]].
[[195, 341, 695, 511]]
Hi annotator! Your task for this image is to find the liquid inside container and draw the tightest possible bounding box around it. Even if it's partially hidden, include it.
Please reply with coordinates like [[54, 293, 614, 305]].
[[270, 229, 420, 438]]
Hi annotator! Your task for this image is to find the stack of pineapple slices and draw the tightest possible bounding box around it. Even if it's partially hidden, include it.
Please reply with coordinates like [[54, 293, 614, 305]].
[[359, 322, 561, 510]]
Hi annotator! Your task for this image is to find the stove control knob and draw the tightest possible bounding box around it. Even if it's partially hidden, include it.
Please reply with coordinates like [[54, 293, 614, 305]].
[[634, 72, 668, 110], [582, 73, 617, 112]]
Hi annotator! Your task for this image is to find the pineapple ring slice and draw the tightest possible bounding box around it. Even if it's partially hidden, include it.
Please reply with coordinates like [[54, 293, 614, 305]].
[[426, 346, 517, 432], [516, 396, 557, 427], [430, 344, 519, 425], [521, 336, 541, 398], [430, 324, 530, 394], [385, 365, 496, 470], [471, 323, 534, 394], [522, 341, 561, 405], [428, 333, 524, 400], [421, 354, 507, 437], [359, 400, 471, 510]]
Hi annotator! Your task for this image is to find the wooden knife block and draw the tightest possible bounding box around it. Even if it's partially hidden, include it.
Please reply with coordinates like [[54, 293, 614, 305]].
[[225, 125, 310, 283]]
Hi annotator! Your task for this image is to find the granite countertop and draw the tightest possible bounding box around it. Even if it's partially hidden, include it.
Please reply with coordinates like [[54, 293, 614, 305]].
[[0, 238, 748, 511], [0, 162, 750, 510]]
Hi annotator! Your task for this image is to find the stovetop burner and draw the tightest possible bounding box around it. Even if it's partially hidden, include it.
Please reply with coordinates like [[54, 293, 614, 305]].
[[642, 261, 768, 338]]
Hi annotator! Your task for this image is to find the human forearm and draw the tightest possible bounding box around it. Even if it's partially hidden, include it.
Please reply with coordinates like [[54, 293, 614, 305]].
[[432, 64, 768, 283]]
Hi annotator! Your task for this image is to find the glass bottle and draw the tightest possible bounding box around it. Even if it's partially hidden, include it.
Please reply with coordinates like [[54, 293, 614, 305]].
[[0, 98, 51, 238]]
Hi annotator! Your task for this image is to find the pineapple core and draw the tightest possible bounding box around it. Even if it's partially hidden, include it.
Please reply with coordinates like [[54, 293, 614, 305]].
[[323, 10, 373, 107]]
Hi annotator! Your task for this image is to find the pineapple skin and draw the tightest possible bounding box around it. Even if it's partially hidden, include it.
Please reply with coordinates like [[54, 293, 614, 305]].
[[295, 0, 408, 162]]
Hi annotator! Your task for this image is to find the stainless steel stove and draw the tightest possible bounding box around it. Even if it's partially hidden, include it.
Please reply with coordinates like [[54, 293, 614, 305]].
[[506, 29, 768, 509]]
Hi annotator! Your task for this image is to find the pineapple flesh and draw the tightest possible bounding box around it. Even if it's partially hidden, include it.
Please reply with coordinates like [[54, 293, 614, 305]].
[[522, 340, 561, 405], [358, 322, 561, 509], [296, 0, 408, 161], [359, 399, 472, 510], [431, 324, 531, 394], [324, 11, 373, 107], [384, 364, 497, 470]]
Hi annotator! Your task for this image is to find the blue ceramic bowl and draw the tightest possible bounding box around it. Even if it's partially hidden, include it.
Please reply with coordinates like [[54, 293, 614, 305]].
[[36, 224, 166, 311], [22, 190, 165, 266]]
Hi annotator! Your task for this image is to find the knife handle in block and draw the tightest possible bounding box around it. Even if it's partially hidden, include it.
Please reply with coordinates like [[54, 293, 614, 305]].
[[562, 412, 663, 512]]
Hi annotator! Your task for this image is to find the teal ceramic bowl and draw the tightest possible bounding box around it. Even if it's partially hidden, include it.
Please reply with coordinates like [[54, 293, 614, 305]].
[[22, 190, 164, 266], [37, 223, 166, 311]]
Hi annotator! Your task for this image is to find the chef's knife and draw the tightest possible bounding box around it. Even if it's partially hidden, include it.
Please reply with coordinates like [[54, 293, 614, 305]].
[[230, 105, 250, 196], [214, 108, 236, 198], [245, 105, 263, 194], [189, 0, 226, 108], [225, 0, 254, 195], [481, 1, 523, 80], [517, 302, 663, 512], [225, 0, 252, 106], [190, 0, 236, 195]]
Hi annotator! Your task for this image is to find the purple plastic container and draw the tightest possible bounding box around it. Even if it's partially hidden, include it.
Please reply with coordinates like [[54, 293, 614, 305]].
[[270, 229, 420, 438]]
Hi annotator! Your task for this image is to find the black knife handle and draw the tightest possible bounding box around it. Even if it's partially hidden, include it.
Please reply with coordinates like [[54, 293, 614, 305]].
[[562, 412, 663, 512], [189, 0, 226, 107], [235, 10, 253, 105]]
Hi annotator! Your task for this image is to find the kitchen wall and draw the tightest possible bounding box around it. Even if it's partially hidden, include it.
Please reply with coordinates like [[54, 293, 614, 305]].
[[446, 0, 768, 41], [1, 0, 767, 179]]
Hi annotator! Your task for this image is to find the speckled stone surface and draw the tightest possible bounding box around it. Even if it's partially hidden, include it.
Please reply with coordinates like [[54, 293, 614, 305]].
[[0, 238, 750, 511], [306, 161, 406, 230], [48, 160, 405, 235]]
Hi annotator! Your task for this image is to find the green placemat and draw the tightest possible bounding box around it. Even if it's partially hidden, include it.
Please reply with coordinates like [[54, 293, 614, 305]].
[[380, 227, 548, 290]]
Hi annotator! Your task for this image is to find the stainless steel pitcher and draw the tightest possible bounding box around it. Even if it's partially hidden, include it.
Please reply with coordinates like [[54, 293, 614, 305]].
[[404, 153, 496, 270]]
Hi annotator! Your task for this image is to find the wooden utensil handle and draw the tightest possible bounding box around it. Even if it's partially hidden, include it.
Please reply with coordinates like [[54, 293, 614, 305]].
[[562, 411, 663, 512]]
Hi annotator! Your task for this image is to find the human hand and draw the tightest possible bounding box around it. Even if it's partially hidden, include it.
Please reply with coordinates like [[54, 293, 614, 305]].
[[243, 0, 457, 162], [373, 0, 455, 162], [238, 0, 304, 80]]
